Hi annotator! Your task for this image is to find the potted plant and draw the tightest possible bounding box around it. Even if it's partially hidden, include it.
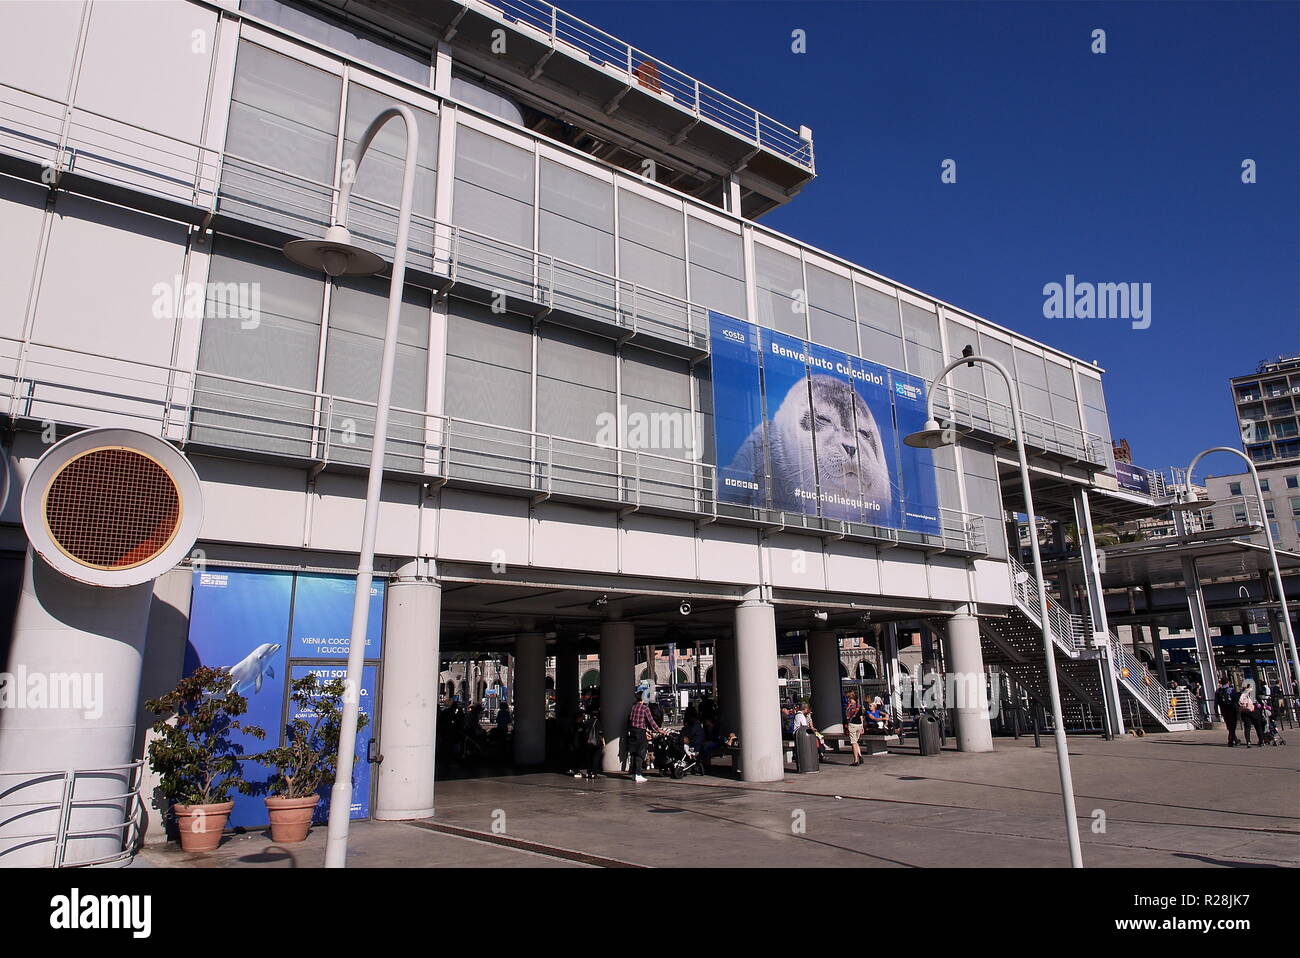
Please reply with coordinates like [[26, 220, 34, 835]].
[[145, 666, 265, 853], [258, 673, 368, 843]]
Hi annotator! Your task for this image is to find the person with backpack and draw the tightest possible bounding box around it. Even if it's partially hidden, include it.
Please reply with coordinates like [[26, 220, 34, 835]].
[[1238, 680, 1265, 748], [1214, 677, 1239, 747]]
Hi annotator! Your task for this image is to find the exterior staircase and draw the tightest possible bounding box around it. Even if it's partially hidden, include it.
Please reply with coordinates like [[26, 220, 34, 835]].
[[974, 557, 1200, 733]]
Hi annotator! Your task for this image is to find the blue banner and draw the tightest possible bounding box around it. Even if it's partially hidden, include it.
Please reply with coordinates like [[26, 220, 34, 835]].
[[290, 664, 377, 822], [186, 569, 292, 829], [709, 310, 766, 508], [890, 371, 942, 536], [290, 573, 385, 659]]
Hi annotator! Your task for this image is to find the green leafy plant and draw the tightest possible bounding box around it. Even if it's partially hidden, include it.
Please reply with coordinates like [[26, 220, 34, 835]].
[[145, 666, 265, 806], [258, 673, 369, 800]]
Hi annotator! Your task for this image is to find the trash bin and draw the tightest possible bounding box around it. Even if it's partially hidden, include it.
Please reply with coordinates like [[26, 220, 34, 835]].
[[917, 712, 941, 756], [794, 726, 819, 773]]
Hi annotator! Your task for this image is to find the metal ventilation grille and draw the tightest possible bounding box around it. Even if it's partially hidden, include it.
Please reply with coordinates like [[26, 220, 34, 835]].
[[43, 447, 182, 570]]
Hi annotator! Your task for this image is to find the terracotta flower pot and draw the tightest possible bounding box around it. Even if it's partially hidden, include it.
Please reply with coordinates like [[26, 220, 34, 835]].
[[264, 794, 321, 844], [173, 801, 234, 853]]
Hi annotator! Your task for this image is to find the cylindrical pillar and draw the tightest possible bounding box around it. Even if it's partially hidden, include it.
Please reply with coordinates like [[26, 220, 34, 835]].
[[375, 561, 441, 820], [555, 636, 579, 721], [807, 630, 844, 734], [735, 589, 783, 782], [513, 632, 547, 766], [0, 550, 153, 866], [715, 633, 740, 737], [942, 610, 995, 753], [599, 620, 635, 772]]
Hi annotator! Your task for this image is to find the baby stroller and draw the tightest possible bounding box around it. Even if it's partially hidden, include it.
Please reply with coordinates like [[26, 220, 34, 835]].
[[653, 731, 704, 779], [1263, 701, 1288, 746]]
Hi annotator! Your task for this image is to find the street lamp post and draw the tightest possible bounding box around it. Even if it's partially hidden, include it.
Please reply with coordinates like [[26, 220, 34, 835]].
[[1185, 447, 1300, 696], [903, 356, 1084, 868], [282, 104, 419, 869]]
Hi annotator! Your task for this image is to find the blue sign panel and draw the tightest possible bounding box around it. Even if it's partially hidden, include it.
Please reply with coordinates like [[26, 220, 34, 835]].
[[290, 573, 385, 660], [290, 664, 377, 822], [186, 568, 292, 829], [708, 311, 767, 508], [1115, 461, 1151, 495], [890, 371, 942, 536]]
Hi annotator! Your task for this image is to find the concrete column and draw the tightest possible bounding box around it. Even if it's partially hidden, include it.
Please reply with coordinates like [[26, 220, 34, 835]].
[[942, 610, 994, 753], [555, 635, 579, 722], [0, 551, 153, 866], [735, 589, 783, 782], [599, 620, 635, 772], [376, 561, 441, 820], [883, 623, 902, 709], [807, 630, 844, 734], [715, 633, 740, 736], [513, 632, 547, 766]]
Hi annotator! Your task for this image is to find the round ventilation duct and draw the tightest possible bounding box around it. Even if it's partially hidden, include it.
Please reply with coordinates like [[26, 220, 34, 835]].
[[21, 428, 203, 587]]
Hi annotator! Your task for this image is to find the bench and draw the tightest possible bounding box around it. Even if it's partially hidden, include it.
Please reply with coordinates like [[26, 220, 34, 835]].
[[821, 730, 901, 755]]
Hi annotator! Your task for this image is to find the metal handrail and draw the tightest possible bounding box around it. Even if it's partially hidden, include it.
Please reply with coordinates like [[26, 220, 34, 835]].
[[481, 0, 814, 169], [1111, 641, 1201, 727], [0, 334, 990, 553], [1007, 555, 1089, 653], [0, 761, 143, 867]]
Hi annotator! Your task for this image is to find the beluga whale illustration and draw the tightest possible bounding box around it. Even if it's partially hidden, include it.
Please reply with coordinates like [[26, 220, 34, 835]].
[[227, 642, 281, 696]]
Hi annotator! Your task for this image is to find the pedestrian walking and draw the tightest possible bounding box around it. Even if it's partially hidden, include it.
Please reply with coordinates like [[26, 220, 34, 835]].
[[626, 692, 663, 782], [844, 689, 865, 767], [1214, 677, 1239, 747], [573, 705, 603, 779]]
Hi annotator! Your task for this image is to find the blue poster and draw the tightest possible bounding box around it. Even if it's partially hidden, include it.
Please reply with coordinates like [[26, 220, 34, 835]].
[[890, 371, 942, 536], [758, 329, 817, 514], [290, 664, 377, 822], [847, 354, 899, 528], [186, 568, 292, 829], [708, 311, 766, 507], [290, 573, 385, 659]]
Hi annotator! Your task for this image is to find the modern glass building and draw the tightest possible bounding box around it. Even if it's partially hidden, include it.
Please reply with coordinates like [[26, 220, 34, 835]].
[[0, 0, 1201, 863]]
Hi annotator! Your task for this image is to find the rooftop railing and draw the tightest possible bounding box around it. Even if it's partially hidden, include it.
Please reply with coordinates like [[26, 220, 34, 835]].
[[0, 335, 987, 555], [482, 0, 814, 169]]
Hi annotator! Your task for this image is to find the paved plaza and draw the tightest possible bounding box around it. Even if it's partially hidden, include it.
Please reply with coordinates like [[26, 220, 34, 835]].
[[136, 730, 1299, 868]]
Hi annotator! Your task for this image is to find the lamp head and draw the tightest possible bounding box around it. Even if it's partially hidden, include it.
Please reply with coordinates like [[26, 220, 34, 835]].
[[283, 224, 385, 277], [903, 418, 971, 449]]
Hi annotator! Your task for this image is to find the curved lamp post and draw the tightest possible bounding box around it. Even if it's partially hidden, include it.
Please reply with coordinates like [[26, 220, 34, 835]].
[[283, 104, 418, 869], [904, 356, 1083, 868], [1184, 447, 1300, 696]]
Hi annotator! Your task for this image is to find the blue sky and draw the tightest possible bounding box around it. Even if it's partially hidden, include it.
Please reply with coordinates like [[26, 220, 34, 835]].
[[568, 0, 1300, 477]]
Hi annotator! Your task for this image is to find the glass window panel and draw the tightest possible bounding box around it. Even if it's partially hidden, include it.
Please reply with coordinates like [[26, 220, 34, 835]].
[[753, 244, 804, 335], [687, 218, 745, 318], [221, 41, 341, 236]]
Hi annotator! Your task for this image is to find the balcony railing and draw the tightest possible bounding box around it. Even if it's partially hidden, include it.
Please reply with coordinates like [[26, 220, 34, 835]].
[[481, 0, 814, 169], [0, 78, 1101, 470], [0, 335, 987, 555], [931, 382, 1106, 466]]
